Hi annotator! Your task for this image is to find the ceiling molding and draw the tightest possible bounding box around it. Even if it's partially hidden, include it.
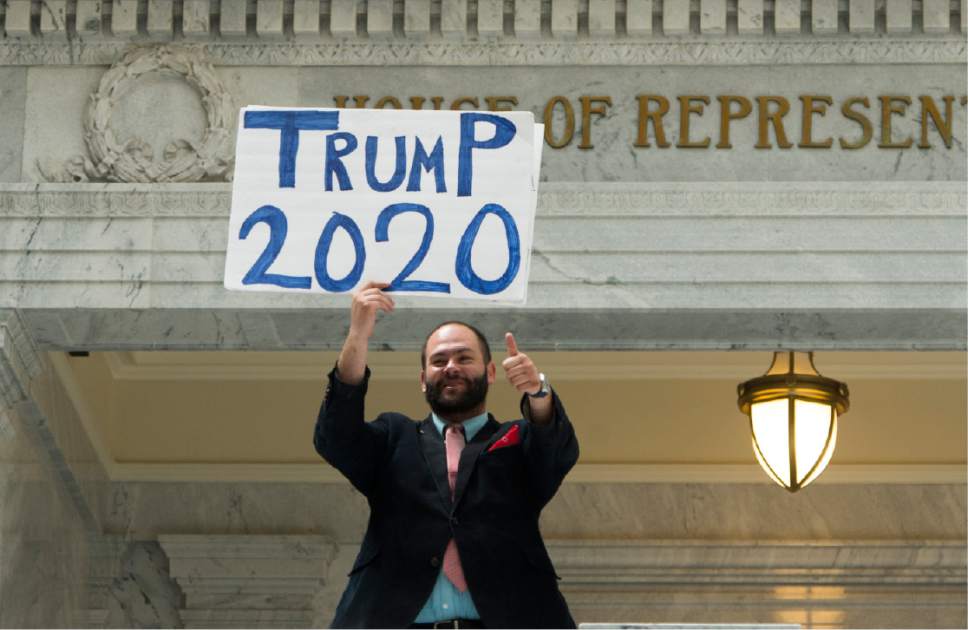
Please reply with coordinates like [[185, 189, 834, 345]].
[[108, 462, 967, 485], [103, 351, 967, 382], [48, 352, 120, 479]]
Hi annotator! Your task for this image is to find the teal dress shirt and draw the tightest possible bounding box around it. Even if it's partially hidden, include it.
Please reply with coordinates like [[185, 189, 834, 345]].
[[412, 412, 488, 623]]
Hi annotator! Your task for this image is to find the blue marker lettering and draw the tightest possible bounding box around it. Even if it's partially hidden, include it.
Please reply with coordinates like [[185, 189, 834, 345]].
[[243, 110, 339, 188], [325, 132, 359, 191], [407, 136, 446, 193], [457, 113, 516, 197], [365, 136, 407, 192]]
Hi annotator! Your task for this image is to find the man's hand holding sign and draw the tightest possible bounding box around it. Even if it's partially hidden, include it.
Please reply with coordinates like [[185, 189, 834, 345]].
[[227, 107, 577, 628]]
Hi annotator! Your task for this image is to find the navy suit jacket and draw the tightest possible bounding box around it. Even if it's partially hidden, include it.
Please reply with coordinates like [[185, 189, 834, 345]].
[[314, 367, 579, 628]]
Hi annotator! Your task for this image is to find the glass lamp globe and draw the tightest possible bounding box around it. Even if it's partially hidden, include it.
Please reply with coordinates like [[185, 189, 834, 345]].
[[737, 352, 849, 492]]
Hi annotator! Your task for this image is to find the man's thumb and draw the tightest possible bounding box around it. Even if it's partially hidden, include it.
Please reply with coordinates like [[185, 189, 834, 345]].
[[505, 332, 519, 356]]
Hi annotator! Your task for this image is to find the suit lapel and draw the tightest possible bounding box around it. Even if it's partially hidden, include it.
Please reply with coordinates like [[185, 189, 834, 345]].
[[417, 416, 452, 510], [453, 416, 500, 508]]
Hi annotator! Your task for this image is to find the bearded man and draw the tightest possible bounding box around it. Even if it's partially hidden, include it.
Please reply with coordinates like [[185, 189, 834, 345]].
[[314, 281, 579, 629]]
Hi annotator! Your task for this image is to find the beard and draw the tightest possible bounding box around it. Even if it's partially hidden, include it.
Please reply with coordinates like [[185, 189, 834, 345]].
[[424, 372, 489, 418]]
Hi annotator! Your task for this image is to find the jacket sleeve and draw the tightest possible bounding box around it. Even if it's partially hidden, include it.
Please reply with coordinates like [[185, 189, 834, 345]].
[[313, 365, 389, 497], [519, 390, 580, 509]]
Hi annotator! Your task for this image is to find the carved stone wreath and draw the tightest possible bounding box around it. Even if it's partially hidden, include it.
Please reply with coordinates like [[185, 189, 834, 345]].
[[42, 45, 234, 183]]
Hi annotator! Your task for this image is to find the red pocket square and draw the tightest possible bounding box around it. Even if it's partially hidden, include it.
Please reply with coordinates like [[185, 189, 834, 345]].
[[487, 424, 521, 452]]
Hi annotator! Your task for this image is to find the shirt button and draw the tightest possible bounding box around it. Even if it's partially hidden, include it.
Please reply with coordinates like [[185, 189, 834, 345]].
[[442, 603, 450, 610], [430, 556, 440, 567], [450, 516, 459, 526]]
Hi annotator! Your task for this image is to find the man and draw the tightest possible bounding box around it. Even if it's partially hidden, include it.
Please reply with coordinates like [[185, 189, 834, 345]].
[[314, 281, 579, 628]]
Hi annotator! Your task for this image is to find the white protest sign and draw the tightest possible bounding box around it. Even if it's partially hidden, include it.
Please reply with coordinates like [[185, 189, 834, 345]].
[[224, 106, 542, 303]]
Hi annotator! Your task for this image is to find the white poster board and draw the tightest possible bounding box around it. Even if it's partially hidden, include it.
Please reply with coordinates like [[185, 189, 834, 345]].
[[224, 106, 542, 303]]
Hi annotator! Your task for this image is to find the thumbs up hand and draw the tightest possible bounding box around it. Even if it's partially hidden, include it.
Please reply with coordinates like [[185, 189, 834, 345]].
[[502, 332, 541, 396]]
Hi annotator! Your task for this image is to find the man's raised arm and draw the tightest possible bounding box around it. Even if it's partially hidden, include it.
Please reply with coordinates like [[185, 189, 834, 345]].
[[336, 281, 394, 384]]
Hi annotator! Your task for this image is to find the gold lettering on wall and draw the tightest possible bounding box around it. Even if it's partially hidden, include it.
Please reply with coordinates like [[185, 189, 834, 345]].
[[798, 95, 834, 148], [544, 96, 575, 148], [919, 95, 955, 149], [676, 95, 712, 148], [878, 96, 914, 148], [717, 95, 752, 149], [756, 96, 793, 149], [374, 96, 402, 109], [579, 96, 612, 149], [634, 95, 671, 148], [839, 97, 873, 149], [325, 92, 967, 152]]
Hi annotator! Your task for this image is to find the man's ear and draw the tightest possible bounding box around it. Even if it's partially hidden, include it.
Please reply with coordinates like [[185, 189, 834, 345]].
[[486, 361, 496, 384], [419, 369, 427, 392]]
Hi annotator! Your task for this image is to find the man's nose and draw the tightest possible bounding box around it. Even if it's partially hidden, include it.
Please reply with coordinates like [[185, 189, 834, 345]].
[[444, 360, 461, 375]]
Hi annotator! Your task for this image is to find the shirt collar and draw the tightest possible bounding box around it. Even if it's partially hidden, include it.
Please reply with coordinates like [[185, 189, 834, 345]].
[[431, 411, 489, 442]]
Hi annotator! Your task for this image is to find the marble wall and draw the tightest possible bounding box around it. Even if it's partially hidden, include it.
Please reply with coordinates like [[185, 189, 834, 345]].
[[0, 401, 91, 627]]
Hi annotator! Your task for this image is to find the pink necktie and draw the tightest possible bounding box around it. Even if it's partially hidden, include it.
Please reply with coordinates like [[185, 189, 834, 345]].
[[443, 425, 468, 592]]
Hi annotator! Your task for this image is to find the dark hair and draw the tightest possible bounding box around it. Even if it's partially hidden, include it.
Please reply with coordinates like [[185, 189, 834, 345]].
[[420, 321, 492, 367]]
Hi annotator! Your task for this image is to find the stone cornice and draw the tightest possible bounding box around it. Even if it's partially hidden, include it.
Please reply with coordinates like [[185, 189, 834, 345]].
[[1, 182, 964, 218], [0, 37, 964, 67], [548, 539, 968, 586]]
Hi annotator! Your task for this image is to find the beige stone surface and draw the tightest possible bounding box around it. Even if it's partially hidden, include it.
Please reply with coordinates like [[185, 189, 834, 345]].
[[737, 0, 763, 34], [552, 0, 579, 39], [219, 0, 247, 36], [39, 0, 68, 38], [292, 0, 320, 37], [812, 0, 839, 33], [849, 0, 875, 33], [923, 0, 951, 33], [627, 0, 653, 35], [111, 0, 138, 37], [774, 0, 801, 34], [4, 0, 32, 38], [477, 0, 504, 36], [366, 0, 393, 38], [589, 0, 617, 36], [256, 0, 285, 39], [404, 0, 431, 37], [182, 0, 211, 37], [887, 0, 913, 33], [514, 0, 542, 38], [700, 0, 726, 35], [146, 0, 174, 37], [0, 69, 25, 182], [663, 0, 690, 35]]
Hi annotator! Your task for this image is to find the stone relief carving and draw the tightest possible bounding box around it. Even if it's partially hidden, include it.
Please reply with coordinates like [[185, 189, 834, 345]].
[[39, 45, 234, 183]]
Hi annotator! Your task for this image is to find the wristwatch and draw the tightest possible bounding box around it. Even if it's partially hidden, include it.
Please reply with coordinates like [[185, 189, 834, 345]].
[[528, 372, 551, 398]]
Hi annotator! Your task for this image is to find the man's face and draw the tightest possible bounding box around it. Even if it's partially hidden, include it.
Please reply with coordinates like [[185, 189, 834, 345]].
[[420, 324, 496, 420]]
